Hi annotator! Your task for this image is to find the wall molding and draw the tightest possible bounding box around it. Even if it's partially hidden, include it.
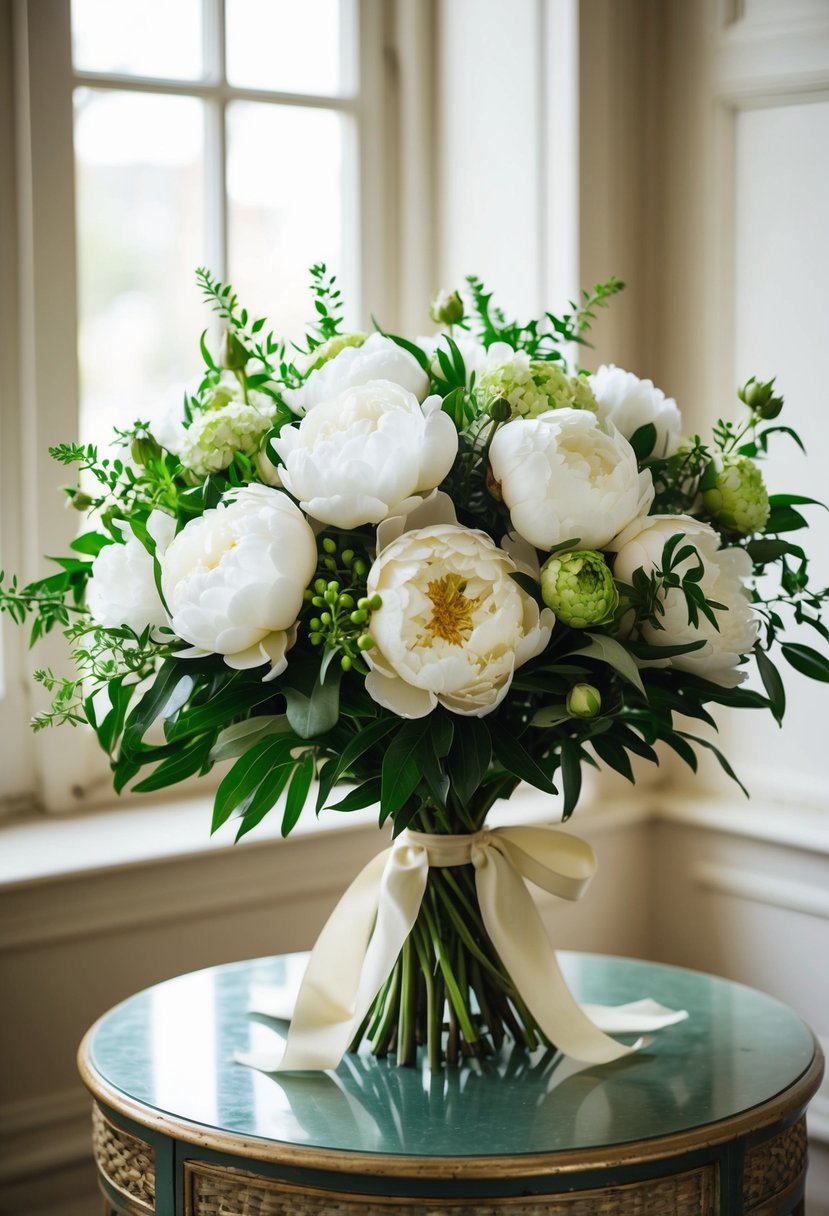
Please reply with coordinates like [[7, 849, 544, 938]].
[[691, 860, 829, 922], [0, 820, 382, 952], [0, 1085, 91, 1183]]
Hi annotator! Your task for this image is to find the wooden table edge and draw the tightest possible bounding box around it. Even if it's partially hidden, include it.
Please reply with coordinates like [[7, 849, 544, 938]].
[[77, 1025, 825, 1181]]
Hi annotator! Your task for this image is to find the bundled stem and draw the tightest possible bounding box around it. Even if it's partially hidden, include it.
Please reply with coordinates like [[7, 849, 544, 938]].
[[350, 805, 548, 1068]]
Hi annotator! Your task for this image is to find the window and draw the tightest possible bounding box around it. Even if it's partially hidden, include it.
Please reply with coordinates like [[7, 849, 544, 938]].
[[1, 0, 407, 812]]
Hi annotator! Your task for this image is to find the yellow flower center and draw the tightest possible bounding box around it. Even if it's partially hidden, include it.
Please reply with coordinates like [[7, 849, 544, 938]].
[[425, 573, 480, 646]]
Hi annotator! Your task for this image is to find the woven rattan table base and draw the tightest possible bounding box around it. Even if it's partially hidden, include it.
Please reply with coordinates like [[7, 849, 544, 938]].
[[92, 1104, 811, 1215], [184, 1159, 717, 1215]]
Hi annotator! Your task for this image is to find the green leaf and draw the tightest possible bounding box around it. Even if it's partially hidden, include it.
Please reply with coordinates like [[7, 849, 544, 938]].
[[235, 762, 295, 842], [560, 742, 582, 819], [132, 736, 213, 793], [629, 422, 657, 461], [754, 647, 786, 723], [447, 717, 492, 805], [746, 538, 794, 565], [209, 715, 293, 763], [284, 665, 342, 738], [509, 570, 544, 607], [679, 732, 748, 797], [781, 643, 829, 683], [530, 703, 570, 728], [328, 716, 398, 787], [122, 661, 184, 751], [430, 711, 454, 759], [574, 634, 646, 695], [326, 778, 381, 813], [591, 735, 634, 783], [765, 505, 808, 533], [492, 732, 558, 797], [69, 531, 111, 557], [211, 736, 297, 833], [282, 752, 315, 836], [381, 718, 433, 820]]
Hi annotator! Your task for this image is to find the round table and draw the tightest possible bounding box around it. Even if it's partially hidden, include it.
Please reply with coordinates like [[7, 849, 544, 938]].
[[78, 952, 823, 1216]]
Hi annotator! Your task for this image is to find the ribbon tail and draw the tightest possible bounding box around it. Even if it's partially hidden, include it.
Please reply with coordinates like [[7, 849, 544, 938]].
[[474, 845, 646, 1064], [275, 842, 429, 1072]]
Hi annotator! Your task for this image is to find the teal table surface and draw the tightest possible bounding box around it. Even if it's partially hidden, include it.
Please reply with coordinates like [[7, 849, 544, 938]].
[[85, 952, 816, 1160]]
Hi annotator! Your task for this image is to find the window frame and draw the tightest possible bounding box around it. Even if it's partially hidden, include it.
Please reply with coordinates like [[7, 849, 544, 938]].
[[2, 0, 425, 813]]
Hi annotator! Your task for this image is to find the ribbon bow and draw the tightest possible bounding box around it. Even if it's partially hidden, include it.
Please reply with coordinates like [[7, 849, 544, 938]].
[[268, 825, 683, 1072]]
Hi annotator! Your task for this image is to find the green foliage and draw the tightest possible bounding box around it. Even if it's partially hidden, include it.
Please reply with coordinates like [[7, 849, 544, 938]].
[[464, 273, 624, 359]]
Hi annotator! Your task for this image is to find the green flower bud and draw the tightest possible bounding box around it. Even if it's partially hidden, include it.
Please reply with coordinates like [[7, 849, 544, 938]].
[[130, 432, 162, 467], [487, 396, 511, 422], [341, 654, 353, 671], [540, 550, 619, 629], [429, 289, 465, 326], [322, 537, 337, 554], [306, 332, 367, 373], [738, 376, 783, 420], [220, 330, 249, 371], [70, 491, 94, 512], [701, 454, 770, 535], [566, 683, 602, 719]]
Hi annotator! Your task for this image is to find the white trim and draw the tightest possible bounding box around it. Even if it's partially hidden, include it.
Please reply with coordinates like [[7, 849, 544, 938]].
[[656, 794, 829, 856], [691, 860, 829, 922]]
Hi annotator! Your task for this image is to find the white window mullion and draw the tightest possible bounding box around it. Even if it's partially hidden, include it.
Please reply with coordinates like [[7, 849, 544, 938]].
[[12, 0, 103, 812], [203, 0, 229, 280]]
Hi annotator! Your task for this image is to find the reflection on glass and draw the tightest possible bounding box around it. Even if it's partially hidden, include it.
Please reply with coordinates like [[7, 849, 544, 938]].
[[227, 102, 354, 342], [74, 89, 206, 452], [225, 0, 349, 96], [150, 969, 218, 1122], [71, 0, 204, 79]]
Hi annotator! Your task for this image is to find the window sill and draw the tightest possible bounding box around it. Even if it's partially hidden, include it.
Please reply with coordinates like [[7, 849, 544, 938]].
[[0, 775, 650, 893], [0, 791, 381, 891]]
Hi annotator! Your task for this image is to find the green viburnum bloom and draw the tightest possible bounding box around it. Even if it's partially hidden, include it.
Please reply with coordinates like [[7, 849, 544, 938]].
[[305, 332, 367, 373], [539, 549, 619, 629], [178, 392, 275, 477], [701, 453, 770, 535], [566, 683, 602, 719], [478, 352, 597, 420]]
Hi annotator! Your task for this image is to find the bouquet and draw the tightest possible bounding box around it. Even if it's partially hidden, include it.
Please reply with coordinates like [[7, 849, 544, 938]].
[[3, 266, 828, 1070]]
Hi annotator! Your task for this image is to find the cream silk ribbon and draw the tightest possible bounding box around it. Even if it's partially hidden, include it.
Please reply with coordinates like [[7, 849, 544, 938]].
[[251, 825, 687, 1073]]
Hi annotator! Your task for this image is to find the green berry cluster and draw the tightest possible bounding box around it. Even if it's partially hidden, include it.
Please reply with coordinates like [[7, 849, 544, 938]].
[[303, 536, 382, 673]]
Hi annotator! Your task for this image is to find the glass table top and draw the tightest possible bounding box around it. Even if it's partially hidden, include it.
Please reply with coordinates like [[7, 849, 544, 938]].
[[87, 952, 816, 1158]]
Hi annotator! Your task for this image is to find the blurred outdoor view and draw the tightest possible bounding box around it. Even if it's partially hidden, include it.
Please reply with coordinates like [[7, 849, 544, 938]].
[[71, 0, 355, 453]]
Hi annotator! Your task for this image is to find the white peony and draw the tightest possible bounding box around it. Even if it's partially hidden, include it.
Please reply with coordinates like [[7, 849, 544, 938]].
[[590, 364, 682, 457], [86, 514, 174, 634], [364, 499, 554, 718], [272, 379, 458, 529], [488, 408, 654, 552], [158, 485, 317, 679], [610, 514, 758, 687], [283, 332, 429, 413]]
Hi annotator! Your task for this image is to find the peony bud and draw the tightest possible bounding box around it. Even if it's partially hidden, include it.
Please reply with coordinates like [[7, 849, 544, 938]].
[[540, 550, 619, 629], [738, 376, 783, 420], [566, 683, 602, 719], [221, 330, 249, 371], [429, 289, 464, 326], [130, 432, 163, 466], [701, 454, 770, 535], [305, 332, 368, 374]]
